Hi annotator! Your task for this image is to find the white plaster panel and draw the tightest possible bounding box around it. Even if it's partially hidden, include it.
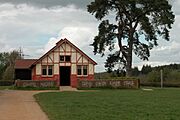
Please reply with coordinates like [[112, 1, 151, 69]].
[[71, 64, 76, 74], [60, 63, 65, 66], [78, 57, 82, 63], [60, 52, 65, 55], [42, 57, 47, 63], [89, 64, 94, 74], [54, 53, 59, 63], [60, 43, 65, 52], [66, 52, 71, 55], [48, 53, 53, 63], [36, 64, 41, 75], [71, 47, 76, 52], [54, 64, 59, 74], [54, 46, 59, 52], [77, 53, 81, 60], [83, 57, 88, 63], [66, 44, 71, 51], [71, 53, 76, 62], [60, 46, 64, 52], [66, 63, 71, 66]]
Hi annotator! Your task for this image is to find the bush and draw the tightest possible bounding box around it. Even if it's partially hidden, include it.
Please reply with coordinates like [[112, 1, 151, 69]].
[[0, 80, 14, 86], [147, 70, 160, 82], [140, 82, 180, 87]]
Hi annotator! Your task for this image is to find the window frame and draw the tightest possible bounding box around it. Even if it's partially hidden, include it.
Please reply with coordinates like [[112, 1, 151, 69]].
[[77, 65, 82, 76], [48, 65, 53, 76], [77, 65, 88, 76], [83, 65, 88, 75], [42, 65, 47, 76], [41, 65, 53, 77], [60, 55, 71, 62], [60, 56, 64, 62]]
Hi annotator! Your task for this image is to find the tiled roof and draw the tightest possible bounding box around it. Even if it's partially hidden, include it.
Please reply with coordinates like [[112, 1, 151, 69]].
[[15, 59, 37, 69]]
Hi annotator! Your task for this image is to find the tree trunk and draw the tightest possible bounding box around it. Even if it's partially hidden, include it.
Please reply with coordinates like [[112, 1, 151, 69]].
[[126, 52, 132, 77], [126, 28, 134, 77]]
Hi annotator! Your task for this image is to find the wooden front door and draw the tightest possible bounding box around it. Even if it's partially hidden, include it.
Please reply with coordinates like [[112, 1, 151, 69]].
[[60, 66, 71, 86]]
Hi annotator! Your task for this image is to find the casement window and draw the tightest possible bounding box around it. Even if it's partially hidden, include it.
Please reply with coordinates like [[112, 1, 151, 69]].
[[42, 65, 53, 76], [42, 66, 47, 75], [77, 65, 88, 76], [83, 66, 88, 75], [77, 65, 82, 75], [60, 55, 71, 62], [48, 65, 53, 75]]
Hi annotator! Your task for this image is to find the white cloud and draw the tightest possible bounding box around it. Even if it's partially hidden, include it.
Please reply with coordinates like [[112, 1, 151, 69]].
[[0, 1, 180, 72], [0, 3, 98, 56]]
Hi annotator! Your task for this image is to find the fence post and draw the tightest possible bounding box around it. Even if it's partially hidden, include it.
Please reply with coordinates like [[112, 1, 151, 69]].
[[160, 69, 163, 88]]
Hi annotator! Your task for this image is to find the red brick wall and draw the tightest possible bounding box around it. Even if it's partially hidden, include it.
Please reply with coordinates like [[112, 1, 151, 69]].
[[32, 73, 94, 88], [71, 75, 77, 87], [70, 74, 94, 88]]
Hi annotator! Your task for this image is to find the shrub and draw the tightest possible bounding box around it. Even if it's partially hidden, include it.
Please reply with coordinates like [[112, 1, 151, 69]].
[[0, 80, 14, 86]]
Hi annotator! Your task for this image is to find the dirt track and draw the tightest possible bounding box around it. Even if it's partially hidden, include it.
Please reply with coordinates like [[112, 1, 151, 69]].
[[0, 90, 49, 120]]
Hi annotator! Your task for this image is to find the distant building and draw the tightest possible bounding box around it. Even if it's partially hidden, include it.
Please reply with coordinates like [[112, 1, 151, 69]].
[[15, 38, 97, 87]]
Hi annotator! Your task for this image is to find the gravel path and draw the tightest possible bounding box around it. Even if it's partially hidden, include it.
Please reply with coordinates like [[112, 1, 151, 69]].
[[0, 90, 49, 120]]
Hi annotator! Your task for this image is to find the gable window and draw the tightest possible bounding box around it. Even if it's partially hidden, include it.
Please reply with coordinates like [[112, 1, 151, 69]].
[[65, 56, 71, 62], [77, 65, 88, 76], [60, 56, 64, 61], [60, 55, 71, 62], [42, 65, 53, 76]]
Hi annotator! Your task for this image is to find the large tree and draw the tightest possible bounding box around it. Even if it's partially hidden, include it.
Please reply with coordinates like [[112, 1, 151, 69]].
[[87, 0, 174, 76]]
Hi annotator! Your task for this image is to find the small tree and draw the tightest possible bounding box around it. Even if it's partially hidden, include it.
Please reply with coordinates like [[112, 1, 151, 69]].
[[141, 65, 152, 75], [132, 67, 139, 76], [2, 50, 21, 80], [87, 0, 174, 76]]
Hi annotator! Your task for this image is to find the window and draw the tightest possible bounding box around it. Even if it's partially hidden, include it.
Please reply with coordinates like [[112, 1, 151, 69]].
[[60, 56, 64, 61], [77, 65, 88, 76], [83, 66, 88, 75], [42, 66, 47, 75], [65, 56, 71, 62], [48, 65, 53, 75], [42, 65, 53, 76], [77, 65, 82, 75], [60, 55, 71, 62]]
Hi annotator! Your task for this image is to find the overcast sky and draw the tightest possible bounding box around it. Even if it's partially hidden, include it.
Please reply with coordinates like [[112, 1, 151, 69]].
[[0, 0, 179, 72]]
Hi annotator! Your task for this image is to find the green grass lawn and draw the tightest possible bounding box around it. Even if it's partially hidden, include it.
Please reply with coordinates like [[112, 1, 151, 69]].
[[34, 88, 180, 120]]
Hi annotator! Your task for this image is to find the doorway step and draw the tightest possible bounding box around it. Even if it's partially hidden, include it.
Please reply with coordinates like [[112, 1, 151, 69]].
[[59, 86, 77, 91]]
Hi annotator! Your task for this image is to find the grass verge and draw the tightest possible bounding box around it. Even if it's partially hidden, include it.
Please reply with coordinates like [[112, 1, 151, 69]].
[[0, 86, 59, 90], [0, 86, 14, 90], [14, 86, 59, 90]]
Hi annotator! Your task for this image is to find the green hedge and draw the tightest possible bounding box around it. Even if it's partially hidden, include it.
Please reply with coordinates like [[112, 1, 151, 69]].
[[140, 82, 180, 87], [95, 77, 138, 80], [0, 81, 14, 86]]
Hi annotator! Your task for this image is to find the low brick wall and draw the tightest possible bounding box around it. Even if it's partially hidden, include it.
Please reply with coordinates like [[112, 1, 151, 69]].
[[15, 80, 57, 87], [78, 79, 140, 89]]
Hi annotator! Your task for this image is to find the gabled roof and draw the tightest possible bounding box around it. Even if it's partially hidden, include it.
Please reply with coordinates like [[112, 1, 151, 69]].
[[15, 59, 37, 69], [33, 38, 97, 65]]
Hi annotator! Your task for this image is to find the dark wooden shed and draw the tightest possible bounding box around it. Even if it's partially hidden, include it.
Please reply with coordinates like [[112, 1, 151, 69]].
[[15, 59, 36, 80]]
